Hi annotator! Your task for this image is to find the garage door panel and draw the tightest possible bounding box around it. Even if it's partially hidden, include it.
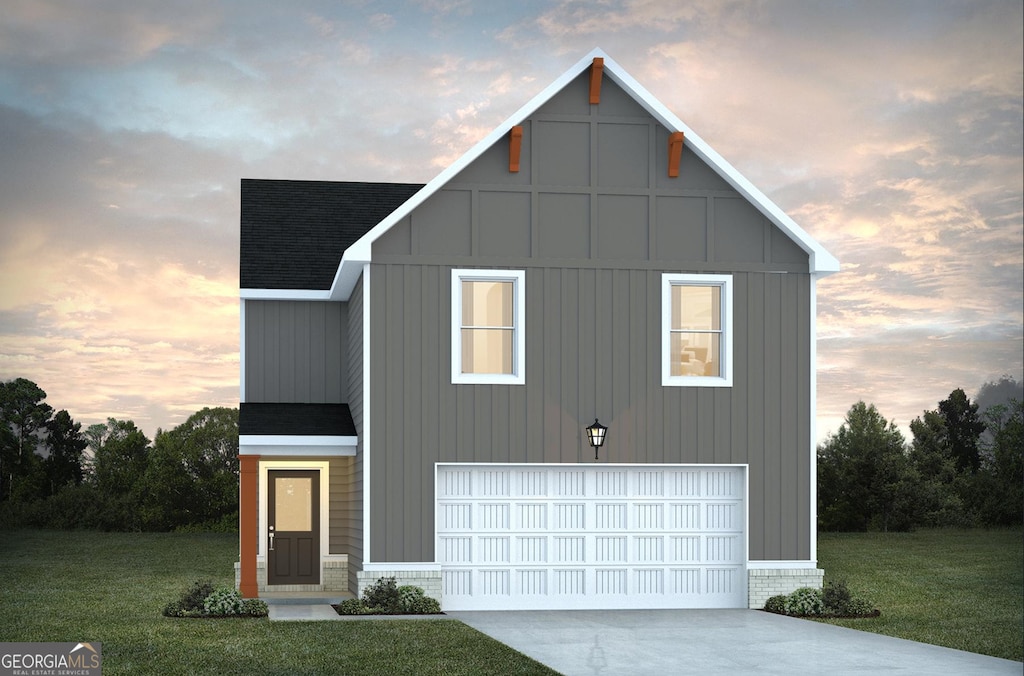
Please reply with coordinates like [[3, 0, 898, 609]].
[[438, 464, 746, 610]]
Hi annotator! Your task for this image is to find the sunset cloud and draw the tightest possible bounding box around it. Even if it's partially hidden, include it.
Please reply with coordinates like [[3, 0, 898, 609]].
[[0, 1, 1020, 442]]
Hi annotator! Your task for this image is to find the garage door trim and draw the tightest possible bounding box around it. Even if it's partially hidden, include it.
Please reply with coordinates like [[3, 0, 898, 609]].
[[436, 463, 748, 611]]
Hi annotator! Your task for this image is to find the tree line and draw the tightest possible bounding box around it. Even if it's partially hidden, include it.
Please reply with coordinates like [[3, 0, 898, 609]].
[[818, 377, 1023, 531], [0, 378, 238, 531]]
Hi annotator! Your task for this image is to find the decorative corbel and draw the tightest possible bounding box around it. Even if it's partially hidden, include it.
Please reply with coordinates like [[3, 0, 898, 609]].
[[509, 125, 523, 173], [589, 57, 604, 104], [668, 131, 685, 178]]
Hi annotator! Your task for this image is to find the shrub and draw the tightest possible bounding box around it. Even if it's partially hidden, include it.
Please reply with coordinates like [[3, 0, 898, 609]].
[[764, 595, 787, 614], [336, 598, 369, 615], [407, 595, 441, 614], [241, 598, 269, 617], [398, 585, 425, 612], [183, 580, 216, 612], [203, 587, 244, 616], [822, 579, 852, 615], [784, 587, 824, 617], [336, 581, 441, 616], [362, 577, 401, 612]]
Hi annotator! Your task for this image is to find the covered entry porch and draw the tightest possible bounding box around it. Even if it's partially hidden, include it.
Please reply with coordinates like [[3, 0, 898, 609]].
[[237, 403, 359, 597]]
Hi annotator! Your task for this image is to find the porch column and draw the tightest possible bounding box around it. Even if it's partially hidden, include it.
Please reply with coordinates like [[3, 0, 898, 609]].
[[238, 454, 260, 598]]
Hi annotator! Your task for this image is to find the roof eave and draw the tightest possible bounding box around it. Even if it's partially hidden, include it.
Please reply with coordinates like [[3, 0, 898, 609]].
[[328, 47, 839, 286]]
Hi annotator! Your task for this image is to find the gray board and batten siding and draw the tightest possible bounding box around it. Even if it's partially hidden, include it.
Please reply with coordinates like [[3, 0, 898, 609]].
[[368, 71, 813, 566], [244, 300, 348, 404]]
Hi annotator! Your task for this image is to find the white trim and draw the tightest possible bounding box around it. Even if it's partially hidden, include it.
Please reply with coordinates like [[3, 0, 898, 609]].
[[240, 288, 332, 301], [661, 273, 733, 387], [362, 263, 372, 565], [324, 48, 836, 303], [258, 460, 330, 567], [809, 276, 818, 562], [239, 299, 246, 403], [362, 562, 441, 573], [747, 560, 820, 570], [240, 444, 356, 458], [450, 269, 526, 385], [240, 435, 358, 447]]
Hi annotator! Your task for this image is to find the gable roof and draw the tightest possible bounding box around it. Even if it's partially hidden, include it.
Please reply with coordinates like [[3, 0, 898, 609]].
[[240, 179, 422, 292], [321, 48, 837, 301]]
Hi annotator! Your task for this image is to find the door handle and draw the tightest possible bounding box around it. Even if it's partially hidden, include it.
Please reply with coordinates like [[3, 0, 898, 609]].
[[268, 525, 275, 551]]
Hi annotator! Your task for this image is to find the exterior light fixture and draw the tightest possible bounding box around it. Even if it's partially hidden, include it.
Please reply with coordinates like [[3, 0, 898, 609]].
[[585, 418, 608, 460]]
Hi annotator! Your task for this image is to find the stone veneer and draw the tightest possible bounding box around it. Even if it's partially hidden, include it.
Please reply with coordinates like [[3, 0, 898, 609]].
[[747, 568, 825, 609], [357, 570, 442, 602]]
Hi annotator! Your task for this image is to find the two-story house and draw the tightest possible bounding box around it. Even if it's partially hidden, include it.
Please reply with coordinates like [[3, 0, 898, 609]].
[[236, 49, 839, 611]]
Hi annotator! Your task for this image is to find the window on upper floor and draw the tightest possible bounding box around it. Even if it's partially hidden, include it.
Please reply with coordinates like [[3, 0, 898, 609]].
[[662, 273, 733, 387], [451, 269, 526, 385]]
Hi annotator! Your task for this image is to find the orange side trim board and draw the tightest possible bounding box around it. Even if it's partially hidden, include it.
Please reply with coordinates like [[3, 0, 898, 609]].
[[668, 131, 685, 178], [238, 454, 260, 598], [509, 125, 523, 173], [589, 57, 604, 104]]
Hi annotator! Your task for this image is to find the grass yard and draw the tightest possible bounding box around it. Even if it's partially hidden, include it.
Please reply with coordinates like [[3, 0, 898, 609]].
[[0, 530, 558, 675], [817, 528, 1023, 662]]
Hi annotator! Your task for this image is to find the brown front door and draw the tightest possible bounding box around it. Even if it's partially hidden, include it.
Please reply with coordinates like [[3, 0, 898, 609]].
[[267, 470, 319, 585]]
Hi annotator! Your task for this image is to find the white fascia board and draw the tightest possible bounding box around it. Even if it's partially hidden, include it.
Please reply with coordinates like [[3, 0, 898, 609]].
[[239, 435, 357, 457], [362, 562, 441, 572], [748, 560, 820, 570], [598, 53, 839, 275], [240, 288, 332, 301]]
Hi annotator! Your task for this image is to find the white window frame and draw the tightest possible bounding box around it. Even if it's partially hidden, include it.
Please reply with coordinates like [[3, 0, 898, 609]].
[[451, 269, 526, 385], [662, 273, 733, 387]]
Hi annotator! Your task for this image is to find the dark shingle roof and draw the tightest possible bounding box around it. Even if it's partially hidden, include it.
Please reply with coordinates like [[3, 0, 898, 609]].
[[240, 179, 423, 290], [239, 403, 356, 436]]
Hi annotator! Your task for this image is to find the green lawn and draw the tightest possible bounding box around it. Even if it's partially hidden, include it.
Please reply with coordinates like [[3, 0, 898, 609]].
[[4, 529, 1020, 671], [0, 531, 558, 675], [817, 528, 1023, 661]]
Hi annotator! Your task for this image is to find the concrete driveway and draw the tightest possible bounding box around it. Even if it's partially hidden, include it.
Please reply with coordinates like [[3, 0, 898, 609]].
[[449, 609, 1022, 676]]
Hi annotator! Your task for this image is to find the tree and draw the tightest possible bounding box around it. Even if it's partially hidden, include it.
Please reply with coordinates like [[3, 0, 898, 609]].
[[937, 388, 986, 473], [908, 410, 968, 526], [44, 410, 88, 494], [972, 400, 1024, 525], [140, 407, 239, 531], [0, 378, 54, 502], [90, 418, 150, 498], [818, 401, 918, 532]]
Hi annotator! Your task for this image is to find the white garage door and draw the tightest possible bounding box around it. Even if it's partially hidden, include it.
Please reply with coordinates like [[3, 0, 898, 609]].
[[436, 463, 746, 611]]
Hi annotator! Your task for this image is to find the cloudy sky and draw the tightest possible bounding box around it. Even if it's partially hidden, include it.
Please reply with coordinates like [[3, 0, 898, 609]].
[[1, 0, 1021, 442]]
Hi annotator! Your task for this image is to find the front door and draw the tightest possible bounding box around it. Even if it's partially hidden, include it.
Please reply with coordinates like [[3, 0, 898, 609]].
[[267, 470, 320, 585]]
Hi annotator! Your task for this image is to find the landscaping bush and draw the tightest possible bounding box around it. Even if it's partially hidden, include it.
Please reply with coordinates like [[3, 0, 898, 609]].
[[783, 587, 825, 617], [763, 595, 787, 615], [362, 576, 401, 613], [764, 582, 876, 618], [203, 587, 244, 616], [334, 578, 442, 615], [822, 579, 852, 615], [162, 579, 267, 618]]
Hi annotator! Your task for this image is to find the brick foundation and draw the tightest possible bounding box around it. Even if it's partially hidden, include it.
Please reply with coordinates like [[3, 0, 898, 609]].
[[357, 569, 442, 602], [234, 556, 349, 594], [747, 567, 824, 609]]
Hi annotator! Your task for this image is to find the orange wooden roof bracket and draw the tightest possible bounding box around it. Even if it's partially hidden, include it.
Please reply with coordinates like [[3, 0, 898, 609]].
[[509, 125, 523, 172], [589, 57, 604, 104], [668, 131, 685, 178]]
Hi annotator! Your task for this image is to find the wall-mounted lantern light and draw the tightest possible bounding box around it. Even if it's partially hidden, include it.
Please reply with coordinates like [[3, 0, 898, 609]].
[[585, 418, 608, 460]]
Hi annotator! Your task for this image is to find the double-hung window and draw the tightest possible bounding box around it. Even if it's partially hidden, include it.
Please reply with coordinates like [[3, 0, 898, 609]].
[[451, 269, 525, 384], [662, 273, 732, 387]]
